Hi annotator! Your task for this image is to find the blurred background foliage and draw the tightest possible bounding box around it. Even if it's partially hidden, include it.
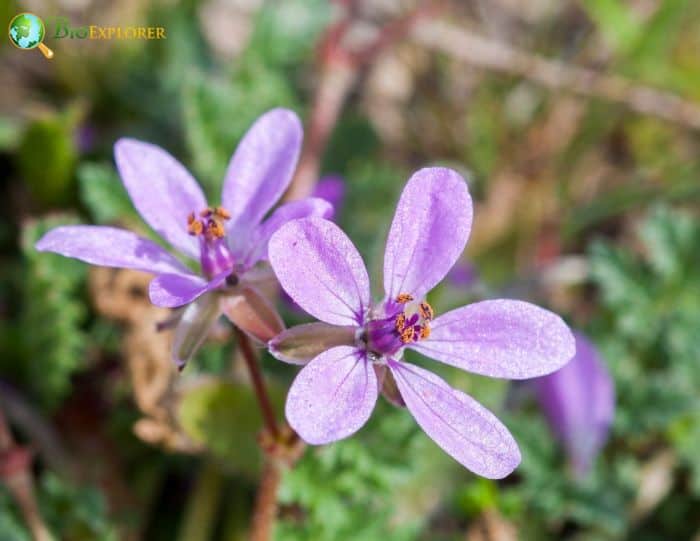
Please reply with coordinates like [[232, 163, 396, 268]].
[[1, 0, 700, 539]]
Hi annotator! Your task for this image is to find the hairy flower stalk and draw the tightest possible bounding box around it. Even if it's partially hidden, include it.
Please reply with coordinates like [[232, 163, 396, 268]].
[[268, 168, 576, 478], [36, 108, 332, 369]]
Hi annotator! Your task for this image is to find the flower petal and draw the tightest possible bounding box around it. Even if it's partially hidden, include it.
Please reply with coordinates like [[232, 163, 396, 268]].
[[172, 292, 222, 370], [149, 272, 228, 308], [384, 167, 472, 300], [222, 108, 303, 232], [115, 138, 207, 259], [269, 217, 370, 326], [236, 197, 333, 266], [534, 332, 614, 476], [411, 300, 575, 379], [286, 346, 377, 444], [36, 225, 191, 275], [269, 323, 358, 365], [313, 175, 345, 220], [389, 360, 520, 478], [221, 286, 285, 343]]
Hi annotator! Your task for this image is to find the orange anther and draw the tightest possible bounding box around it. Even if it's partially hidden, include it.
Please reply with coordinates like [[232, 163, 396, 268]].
[[400, 326, 415, 344], [214, 206, 231, 220], [419, 302, 434, 321], [395, 313, 406, 332], [396, 293, 414, 304], [188, 219, 203, 236], [419, 324, 431, 340]]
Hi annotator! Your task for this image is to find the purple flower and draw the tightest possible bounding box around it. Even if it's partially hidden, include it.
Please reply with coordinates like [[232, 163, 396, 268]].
[[267, 168, 575, 478], [534, 332, 614, 477], [447, 259, 478, 288], [36, 109, 332, 369], [312, 175, 345, 220]]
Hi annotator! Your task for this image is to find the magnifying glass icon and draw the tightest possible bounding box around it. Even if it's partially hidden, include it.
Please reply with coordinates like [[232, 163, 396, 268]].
[[8, 13, 54, 59]]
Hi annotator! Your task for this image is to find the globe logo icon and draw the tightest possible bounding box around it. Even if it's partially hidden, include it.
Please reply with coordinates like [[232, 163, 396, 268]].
[[8, 13, 54, 59]]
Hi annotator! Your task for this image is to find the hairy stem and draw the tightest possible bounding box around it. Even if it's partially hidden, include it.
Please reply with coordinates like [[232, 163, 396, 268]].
[[248, 460, 282, 541], [235, 328, 280, 441]]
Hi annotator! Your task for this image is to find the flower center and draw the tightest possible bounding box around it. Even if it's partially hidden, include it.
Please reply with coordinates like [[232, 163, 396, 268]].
[[187, 206, 235, 278], [365, 293, 434, 357]]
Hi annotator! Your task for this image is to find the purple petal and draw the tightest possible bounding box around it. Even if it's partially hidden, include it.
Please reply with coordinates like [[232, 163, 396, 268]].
[[36, 225, 191, 275], [222, 108, 303, 232], [268, 217, 370, 326], [114, 139, 207, 259], [149, 272, 228, 308], [269, 323, 358, 365], [534, 332, 615, 476], [389, 360, 520, 478], [285, 346, 377, 444], [237, 197, 333, 266], [411, 300, 575, 379], [447, 260, 478, 288], [313, 175, 345, 220], [384, 168, 472, 300]]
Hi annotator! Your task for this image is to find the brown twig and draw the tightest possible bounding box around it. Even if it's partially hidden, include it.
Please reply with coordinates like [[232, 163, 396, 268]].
[[0, 408, 55, 541], [412, 19, 700, 130], [285, 1, 437, 201], [235, 328, 280, 440]]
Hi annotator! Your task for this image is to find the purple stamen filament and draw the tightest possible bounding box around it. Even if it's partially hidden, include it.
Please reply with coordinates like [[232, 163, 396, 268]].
[[187, 206, 235, 278]]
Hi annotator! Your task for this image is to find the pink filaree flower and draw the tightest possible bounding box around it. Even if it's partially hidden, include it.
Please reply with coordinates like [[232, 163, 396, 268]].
[[268, 168, 575, 478], [36, 109, 332, 369]]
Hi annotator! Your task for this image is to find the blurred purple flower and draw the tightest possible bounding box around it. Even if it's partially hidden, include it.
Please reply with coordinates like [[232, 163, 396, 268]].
[[312, 175, 345, 220], [268, 168, 575, 478], [534, 332, 615, 477], [447, 259, 478, 288], [36, 108, 331, 369]]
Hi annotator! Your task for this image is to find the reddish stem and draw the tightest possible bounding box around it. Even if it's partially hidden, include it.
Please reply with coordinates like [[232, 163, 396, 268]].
[[235, 328, 280, 440]]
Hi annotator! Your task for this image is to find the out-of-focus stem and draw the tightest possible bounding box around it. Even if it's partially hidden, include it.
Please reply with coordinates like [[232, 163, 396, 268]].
[[0, 408, 55, 541], [235, 328, 279, 440], [176, 461, 223, 541], [285, 2, 435, 201], [286, 61, 357, 201], [413, 18, 700, 130], [248, 460, 282, 541]]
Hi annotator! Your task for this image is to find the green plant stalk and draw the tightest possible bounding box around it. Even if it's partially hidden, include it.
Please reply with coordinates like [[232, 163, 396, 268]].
[[177, 461, 224, 541]]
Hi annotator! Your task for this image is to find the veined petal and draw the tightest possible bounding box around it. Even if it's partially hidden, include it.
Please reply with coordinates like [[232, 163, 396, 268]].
[[411, 300, 575, 379], [222, 108, 303, 232], [389, 360, 520, 478], [114, 138, 207, 259], [36, 225, 191, 275], [286, 346, 377, 445], [149, 272, 228, 308], [269, 323, 358, 365], [172, 292, 222, 370], [269, 218, 370, 326], [384, 167, 472, 300], [237, 197, 333, 266]]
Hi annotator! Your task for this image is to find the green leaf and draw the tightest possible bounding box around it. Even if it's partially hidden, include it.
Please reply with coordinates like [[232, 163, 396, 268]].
[[178, 379, 279, 475], [17, 115, 79, 207], [20, 216, 88, 410]]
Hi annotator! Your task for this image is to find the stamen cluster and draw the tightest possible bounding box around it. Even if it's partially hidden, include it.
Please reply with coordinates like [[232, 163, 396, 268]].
[[187, 206, 231, 240]]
